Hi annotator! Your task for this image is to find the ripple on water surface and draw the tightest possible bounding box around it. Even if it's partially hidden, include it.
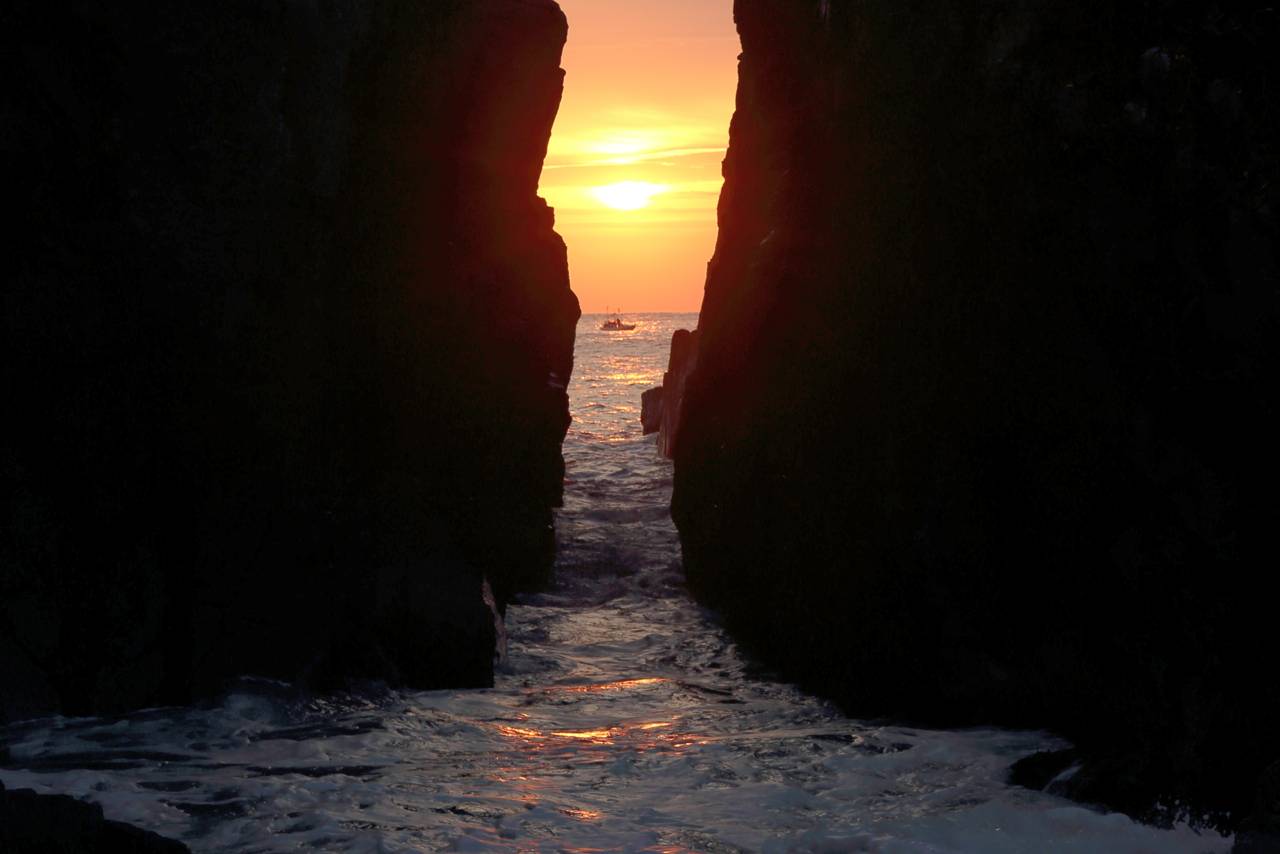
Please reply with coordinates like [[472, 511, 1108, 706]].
[[0, 314, 1230, 852]]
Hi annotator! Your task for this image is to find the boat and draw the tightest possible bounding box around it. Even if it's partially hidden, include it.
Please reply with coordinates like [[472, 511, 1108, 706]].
[[600, 309, 636, 331]]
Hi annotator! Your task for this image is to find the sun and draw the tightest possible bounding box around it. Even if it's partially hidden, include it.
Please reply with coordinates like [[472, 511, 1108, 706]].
[[590, 181, 668, 211]]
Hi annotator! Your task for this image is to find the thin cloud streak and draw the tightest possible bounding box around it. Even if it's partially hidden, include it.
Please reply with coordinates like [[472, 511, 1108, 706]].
[[543, 147, 727, 170]]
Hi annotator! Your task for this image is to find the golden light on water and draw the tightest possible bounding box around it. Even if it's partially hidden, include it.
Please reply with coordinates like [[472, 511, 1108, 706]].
[[487, 677, 704, 752], [551, 728, 614, 741], [495, 724, 546, 740], [494, 717, 702, 750], [550, 677, 667, 693], [483, 677, 708, 848]]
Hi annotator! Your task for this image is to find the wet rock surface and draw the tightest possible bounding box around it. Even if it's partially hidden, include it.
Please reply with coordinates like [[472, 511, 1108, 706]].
[[2, 0, 577, 720], [672, 0, 1278, 832]]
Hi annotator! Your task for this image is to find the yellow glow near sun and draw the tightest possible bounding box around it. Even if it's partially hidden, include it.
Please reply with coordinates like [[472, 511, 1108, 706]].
[[586, 131, 661, 160], [590, 181, 669, 211], [535, 0, 740, 311]]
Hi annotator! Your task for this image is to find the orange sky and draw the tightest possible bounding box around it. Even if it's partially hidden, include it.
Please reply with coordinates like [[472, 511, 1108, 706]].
[[540, 0, 739, 314]]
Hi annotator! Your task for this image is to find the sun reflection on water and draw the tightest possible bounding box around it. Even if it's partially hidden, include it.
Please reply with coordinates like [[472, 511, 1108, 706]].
[[603, 371, 657, 383], [549, 677, 667, 694], [493, 716, 701, 752], [487, 677, 707, 756]]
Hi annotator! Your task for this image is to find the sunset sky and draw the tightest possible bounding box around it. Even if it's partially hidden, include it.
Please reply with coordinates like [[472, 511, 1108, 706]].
[[540, 0, 739, 314]]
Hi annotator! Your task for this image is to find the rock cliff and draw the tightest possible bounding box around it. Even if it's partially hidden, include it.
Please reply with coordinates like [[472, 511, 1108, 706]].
[[673, 0, 1277, 830], [2, 0, 578, 721]]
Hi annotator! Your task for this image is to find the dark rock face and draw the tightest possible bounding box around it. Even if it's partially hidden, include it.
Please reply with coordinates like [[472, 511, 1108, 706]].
[[656, 329, 699, 459], [0, 781, 190, 853], [2, 0, 578, 721], [641, 387, 665, 435], [673, 0, 1277, 830]]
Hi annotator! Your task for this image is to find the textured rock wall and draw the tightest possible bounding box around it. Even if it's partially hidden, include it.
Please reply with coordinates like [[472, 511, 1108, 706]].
[[1, 0, 578, 721], [673, 0, 1277, 828]]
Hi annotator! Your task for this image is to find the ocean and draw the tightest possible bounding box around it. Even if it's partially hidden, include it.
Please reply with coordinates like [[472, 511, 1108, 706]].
[[0, 313, 1229, 852]]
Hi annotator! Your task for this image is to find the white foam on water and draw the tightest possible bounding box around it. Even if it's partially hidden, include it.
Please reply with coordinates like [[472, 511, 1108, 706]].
[[0, 315, 1231, 852]]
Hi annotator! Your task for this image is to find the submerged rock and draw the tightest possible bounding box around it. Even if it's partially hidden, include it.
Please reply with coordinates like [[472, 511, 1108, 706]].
[[2, 0, 577, 720], [672, 0, 1278, 832]]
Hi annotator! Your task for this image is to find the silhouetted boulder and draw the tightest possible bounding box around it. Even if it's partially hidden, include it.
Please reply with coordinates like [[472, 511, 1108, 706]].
[[672, 0, 1278, 831], [0, 781, 189, 853], [2, 0, 577, 721]]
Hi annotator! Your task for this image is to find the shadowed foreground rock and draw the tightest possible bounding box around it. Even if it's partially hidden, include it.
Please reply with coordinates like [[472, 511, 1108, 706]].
[[0, 781, 189, 853], [1235, 762, 1280, 853], [1, 0, 578, 721], [673, 0, 1278, 833]]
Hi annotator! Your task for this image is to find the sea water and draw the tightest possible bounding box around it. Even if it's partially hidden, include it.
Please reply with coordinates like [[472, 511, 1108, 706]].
[[0, 313, 1230, 852]]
